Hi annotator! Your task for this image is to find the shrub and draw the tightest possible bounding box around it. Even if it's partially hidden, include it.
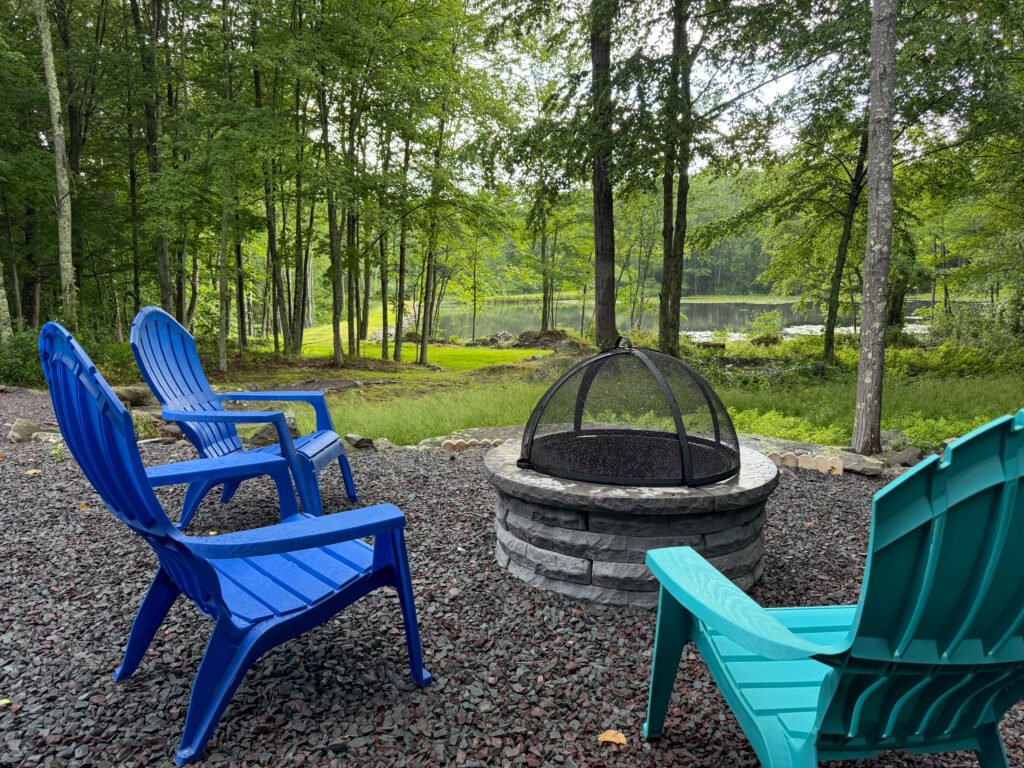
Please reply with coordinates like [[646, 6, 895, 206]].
[[0, 331, 45, 386], [746, 310, 784, 346]]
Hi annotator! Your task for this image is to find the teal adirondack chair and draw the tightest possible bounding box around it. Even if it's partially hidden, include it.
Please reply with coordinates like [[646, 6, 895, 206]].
[[644, 409, 1024, 767]]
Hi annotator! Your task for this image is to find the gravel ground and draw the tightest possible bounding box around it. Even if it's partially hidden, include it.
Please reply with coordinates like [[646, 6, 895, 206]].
[[1, 386, 1021, 768]]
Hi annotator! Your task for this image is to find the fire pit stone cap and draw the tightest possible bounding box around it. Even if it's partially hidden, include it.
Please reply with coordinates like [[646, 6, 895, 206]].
[[483, 440, 777, 515]]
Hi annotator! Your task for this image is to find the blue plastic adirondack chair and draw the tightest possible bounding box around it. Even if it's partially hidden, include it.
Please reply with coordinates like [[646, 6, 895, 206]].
[[39, 323, 431, 765], [645, 409, 1024, 767], [130, 306, 357, 527]]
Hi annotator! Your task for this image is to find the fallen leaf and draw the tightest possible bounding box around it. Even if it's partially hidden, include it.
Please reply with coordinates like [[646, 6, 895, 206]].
[[207, 531, 219, 536], [0, 699, 11, 707], [0, 454, 6, 461], [77, 502, 90, 510], [597, 729, 626, 746], [23, 469, 42, 476]]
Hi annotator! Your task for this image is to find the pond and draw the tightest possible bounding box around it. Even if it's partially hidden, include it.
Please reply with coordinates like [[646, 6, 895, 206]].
[[435, 298, 930, 340]]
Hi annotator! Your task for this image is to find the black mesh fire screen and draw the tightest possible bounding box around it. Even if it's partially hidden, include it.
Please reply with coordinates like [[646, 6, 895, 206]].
[[518, 337, 740, 486]]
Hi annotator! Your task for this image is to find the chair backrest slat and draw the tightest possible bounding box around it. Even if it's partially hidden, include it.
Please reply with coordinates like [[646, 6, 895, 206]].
[[820, 409, 1024, 748], [39, 323, 223, 617], [131, 307, 243, 458]]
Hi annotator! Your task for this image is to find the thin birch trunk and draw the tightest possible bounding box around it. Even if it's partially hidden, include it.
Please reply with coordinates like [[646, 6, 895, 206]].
[[36, 0, 75, 321]]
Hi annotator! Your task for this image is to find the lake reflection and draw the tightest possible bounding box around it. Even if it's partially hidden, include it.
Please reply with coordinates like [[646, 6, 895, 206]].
[[435, 299, 926, 339]]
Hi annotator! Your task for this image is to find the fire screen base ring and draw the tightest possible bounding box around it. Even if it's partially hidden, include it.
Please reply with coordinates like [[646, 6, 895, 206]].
[[485, 440, 778, 609], [518, 429, 740, 486]]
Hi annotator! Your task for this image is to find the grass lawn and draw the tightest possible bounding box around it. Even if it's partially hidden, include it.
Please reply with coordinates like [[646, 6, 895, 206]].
[[312, 370, 1023, 447]]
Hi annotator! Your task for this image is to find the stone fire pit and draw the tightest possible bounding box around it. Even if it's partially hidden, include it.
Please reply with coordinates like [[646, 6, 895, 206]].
[[484, 440, 778, 608]]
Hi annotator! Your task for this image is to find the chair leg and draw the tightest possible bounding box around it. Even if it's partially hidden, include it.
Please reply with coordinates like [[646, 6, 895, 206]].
[[975, 723, 1009, 768], [113, 568, 181, 682], [338, 453, 358, 502], [293, 461, 324, 517], [179, 479, 216, 529], [267, 464, 299, 520], [643, 586, 692, 739], [174, 620, 262, 765], [219, 480, 241, 504], [383, 529, 432, 688]]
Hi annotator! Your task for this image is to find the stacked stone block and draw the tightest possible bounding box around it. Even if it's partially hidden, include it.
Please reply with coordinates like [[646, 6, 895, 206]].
[[484, 442, 779, 609]]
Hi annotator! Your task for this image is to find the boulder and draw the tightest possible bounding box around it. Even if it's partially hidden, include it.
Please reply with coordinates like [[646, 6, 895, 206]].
[[888, 446, 925, 468], [345, 433, 374, 449], [250, 412, 299, 447], [112, 384, 157, 407], [8, 418, 40, 443], [840, 452, 885, 477]]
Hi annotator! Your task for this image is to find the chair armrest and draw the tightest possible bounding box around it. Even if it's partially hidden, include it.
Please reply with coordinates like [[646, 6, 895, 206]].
[[647, 547, 850, 661], [215, 391, 334, 432], [186, 504, 406, 558], [161, 409, 302, 465], [145, 452, 284, 488]]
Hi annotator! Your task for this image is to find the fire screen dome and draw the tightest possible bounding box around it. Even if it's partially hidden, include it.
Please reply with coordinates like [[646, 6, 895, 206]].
[[518, 337, 740, 486]]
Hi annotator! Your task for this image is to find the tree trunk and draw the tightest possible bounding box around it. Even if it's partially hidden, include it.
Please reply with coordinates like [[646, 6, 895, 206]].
[[394, 138, 410, 362], [360, 236, 371, 340], [346, 210, 358, 356], [128, 126, 142, 316], [218, 195, 230, 372], [590, 0, 617, 349], [852, 0, 898, 456], [316, 82, 344, 366], [290, 81, 308, 352], [127, 0, 173, 315], [35, 0, 75, 322], [0, 244, 12, 341], [658, 0, 691, 357], [234, 208, 247, 352], [823, 123, 869, 366], [540, 209, 550, 332]]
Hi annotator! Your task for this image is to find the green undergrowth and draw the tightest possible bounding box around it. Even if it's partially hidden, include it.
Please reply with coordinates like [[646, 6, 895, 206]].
[[722, 374, 1024, 449]]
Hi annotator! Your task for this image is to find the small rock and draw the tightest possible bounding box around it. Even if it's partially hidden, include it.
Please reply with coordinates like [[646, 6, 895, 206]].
[[888, 447, 925, 468], [30, 431, 64, 444], [8, 418, 40, 443], [344, 433, 374, 449], [372, 438, 396, 452], [250, 412, 300, 447]]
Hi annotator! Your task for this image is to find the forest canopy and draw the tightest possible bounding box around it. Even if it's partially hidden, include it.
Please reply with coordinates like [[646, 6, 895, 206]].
[[1, 0, 1023, 370]]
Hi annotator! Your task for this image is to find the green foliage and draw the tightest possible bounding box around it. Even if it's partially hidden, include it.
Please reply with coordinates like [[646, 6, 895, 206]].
[[0, 331, 44, 386], [746, 310, 784, 346]]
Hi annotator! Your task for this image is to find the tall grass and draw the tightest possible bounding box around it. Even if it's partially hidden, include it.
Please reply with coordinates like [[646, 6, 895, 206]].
[[314, 373, 1024, 447], [326, 380, 549, 445]]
